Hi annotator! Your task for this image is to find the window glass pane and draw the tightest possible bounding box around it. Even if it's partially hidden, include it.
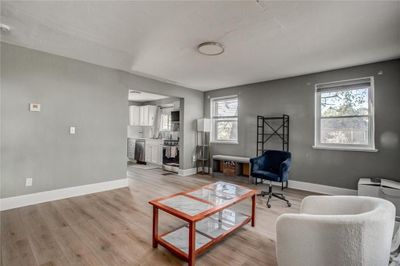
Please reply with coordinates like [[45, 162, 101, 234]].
[[320, 87, 369, 117], [320, 117, 369, 145], [213, 98, 238, 117], [215, 120, 238, 141], [160, 113, 171, 131]]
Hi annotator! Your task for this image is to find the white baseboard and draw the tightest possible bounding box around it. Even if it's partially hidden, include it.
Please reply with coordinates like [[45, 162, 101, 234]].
[[188, 168, 355, 195], [0, 174, 356, 211], [178, 167, 213, 176], [0, 178, 128, 211], [270, 179, 357, 195], [178, 168, 197, 176]]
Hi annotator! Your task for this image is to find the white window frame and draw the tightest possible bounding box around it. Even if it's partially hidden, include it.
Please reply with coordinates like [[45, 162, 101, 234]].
[[210, 95, 239, 144], [313, 76, 377, 152]]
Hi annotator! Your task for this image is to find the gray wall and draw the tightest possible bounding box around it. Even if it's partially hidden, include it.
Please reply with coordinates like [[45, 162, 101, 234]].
[[1, 43, 203, 198], [204, 59, 400, 190]]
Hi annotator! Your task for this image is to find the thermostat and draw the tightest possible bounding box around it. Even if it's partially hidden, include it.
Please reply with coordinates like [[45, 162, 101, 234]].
[[30, 103, 41, 112]]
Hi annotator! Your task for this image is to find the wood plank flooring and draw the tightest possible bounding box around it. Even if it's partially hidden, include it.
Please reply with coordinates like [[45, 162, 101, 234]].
[[1, 167, 315, 266]]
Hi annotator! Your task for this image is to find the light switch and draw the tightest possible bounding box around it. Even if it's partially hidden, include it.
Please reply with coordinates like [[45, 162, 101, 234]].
[[69, 126, 76, 134], [25, 178, 33, 187], [29, 103, 41, 112]]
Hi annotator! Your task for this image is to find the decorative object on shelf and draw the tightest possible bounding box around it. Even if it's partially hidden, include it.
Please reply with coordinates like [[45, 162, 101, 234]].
[[196, 118, 211, 174], [222, 161, 240, 176]]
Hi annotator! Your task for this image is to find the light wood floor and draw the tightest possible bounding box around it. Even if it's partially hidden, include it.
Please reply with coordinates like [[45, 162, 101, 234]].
[[1, 167, 315, 266]]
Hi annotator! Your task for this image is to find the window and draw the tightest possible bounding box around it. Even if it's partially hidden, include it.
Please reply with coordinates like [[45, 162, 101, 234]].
[[314, 77, 376, 151], [211, 95, 238, 143], [160, 112, 171, 131]]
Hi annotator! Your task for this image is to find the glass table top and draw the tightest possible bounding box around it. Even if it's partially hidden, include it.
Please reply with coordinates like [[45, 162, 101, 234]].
[[155, 182, 253, 218], [159, 195, 213, 216], [204, 181, 250, 197]]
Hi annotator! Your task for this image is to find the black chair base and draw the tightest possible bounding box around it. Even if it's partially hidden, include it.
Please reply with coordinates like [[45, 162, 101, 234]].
[[257, 182, 291, 208]]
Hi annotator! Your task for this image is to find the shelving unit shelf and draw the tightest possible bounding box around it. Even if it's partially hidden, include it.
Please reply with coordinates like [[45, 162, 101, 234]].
[[196, 132, 210, 174], [256, 114, 289, 155]]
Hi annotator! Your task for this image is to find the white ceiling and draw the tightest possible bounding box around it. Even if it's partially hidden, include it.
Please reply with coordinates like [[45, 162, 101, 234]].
[[1, 1, 399, 91], [128, 90, 169, 102]]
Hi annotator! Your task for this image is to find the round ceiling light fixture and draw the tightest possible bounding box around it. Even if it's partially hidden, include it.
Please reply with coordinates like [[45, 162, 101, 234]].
[[197, 42, 224, 56], [0, 23, 11, 33]]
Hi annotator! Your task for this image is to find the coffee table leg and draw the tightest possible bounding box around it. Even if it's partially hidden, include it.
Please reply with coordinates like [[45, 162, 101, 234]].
[[188, 221, 196, 266], [152, 206, 158, 248], [251, 194, 256, 227]]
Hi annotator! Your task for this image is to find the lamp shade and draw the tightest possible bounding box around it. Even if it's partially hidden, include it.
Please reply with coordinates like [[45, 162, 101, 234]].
[[197, 118, 211, 132]]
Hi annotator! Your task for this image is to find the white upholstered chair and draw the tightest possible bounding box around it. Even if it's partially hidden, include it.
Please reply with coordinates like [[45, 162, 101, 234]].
[[276, 196, 395, 266]]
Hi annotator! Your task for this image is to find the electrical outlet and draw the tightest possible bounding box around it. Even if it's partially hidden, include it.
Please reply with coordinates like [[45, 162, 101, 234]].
[[192, 155, 196, 162], [69, 126, 76, 134], [25, 178, 33, 187]]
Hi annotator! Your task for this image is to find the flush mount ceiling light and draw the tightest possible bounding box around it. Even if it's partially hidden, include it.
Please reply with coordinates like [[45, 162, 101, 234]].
[[197, 42, 224, 56], [0, 23, 11, 33]]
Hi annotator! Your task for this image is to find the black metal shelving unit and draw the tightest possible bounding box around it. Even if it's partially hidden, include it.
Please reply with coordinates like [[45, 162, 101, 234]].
[[196, 132, 210, 174], [256, 115, 290, 188], [257, 114, 289, 155]]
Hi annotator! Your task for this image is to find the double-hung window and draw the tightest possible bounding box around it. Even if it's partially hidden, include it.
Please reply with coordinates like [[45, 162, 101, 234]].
[[160, 108, 172, 131], [314, 77, 376, 151], [160, 113, 171, 131], [211, 96, 238, 144]]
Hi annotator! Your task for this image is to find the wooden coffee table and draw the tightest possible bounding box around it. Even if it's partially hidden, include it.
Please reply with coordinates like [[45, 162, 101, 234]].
[[149, 181, 256, 266]]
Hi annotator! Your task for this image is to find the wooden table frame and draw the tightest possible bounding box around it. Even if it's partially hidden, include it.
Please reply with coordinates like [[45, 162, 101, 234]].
[[149, 183, 256, 266]]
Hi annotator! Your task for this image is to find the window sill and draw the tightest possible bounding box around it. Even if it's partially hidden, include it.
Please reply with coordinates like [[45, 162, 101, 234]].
[[312, 145, 378, 152], [210, 141, 239, 145]]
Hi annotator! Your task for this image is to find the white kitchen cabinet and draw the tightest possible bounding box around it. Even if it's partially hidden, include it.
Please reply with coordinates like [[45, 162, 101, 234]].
[[145, 141, 152, 163], [151, 144, 159, 164], [140, 105, 148, 126], [129, 105, 140, 126], [147, 105, 157, 126], [159, 143, 163, 165], [139, 105, 157, 126], [145, 139, 163, 165]]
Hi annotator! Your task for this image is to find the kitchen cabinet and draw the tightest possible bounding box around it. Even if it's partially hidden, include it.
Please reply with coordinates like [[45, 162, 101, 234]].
[[140, 105, 157, 126], [140, 105, 148, 126], [145, 139, 163, 165], [129, 105, 158, 127], [145, 141, 152, 163], [129, 105, 140, 126], [147, 105, 157, 126], [127, 138, 136, 160], [129, 105, 157, 127], [151, 144, 159, 164]]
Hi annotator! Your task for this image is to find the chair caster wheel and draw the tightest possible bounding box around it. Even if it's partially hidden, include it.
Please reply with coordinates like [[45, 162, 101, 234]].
[[267, 204, 271, 208], [287, 202, 291, 207]]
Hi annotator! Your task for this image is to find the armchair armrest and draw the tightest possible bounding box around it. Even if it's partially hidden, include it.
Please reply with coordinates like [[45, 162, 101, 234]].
[[250, 154, 267, 172], [279, 158, 291, 181], [276, 213, 364, 266]]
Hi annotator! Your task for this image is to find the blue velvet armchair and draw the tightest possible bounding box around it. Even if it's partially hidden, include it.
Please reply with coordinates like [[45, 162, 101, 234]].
[[250, 150, 292, 208]]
